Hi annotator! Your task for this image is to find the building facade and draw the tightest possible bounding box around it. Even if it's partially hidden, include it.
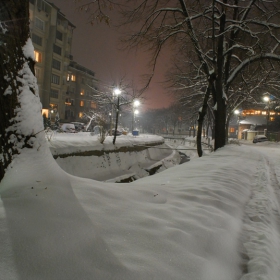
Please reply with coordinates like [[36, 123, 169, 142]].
[[65, 61, 98, 122], [29, 0, 98, 123]]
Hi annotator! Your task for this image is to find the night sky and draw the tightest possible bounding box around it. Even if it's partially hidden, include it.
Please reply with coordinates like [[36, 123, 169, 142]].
[[50, 0, 173, 110]]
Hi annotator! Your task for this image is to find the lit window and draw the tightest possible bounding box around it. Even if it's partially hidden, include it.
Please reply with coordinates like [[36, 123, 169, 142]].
[[34, 51, 42, 62], [80, 100, 84, 107], [67, 74, 70, 82], [79, 112, 83, 118], [90, 101, 96, 109], [230, 127, 235, 133], [262, 111, 267, 115], [80, 89, 84, 96], [71, 75, 76, 82]]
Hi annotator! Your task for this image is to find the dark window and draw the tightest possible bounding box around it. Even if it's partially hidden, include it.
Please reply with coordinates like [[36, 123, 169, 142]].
[[52, 59, 61, 70], [56, 30, 63, 41], [51, 74, 60, 85], [53, 44, 61, 55], [32, 33, 42, 46], [35, 17, 44, 30], [50, 89, 59, 99]]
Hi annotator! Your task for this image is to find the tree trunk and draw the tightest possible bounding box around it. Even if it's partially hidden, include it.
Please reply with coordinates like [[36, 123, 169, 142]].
[[0, 0, 44, 182], [225, 114, 231, 144], [214, 4, 227, 151], [197, 81, 213, 157], [214, 96, 227, 150]]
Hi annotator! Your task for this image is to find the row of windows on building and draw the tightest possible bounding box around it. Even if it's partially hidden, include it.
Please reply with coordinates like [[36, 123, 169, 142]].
[[64, 98, 96, 108], [50, 74, 90, 86]]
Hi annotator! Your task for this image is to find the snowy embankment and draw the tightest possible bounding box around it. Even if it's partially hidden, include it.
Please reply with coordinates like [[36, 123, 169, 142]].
[[1, 136, 280, 280], [48, 133, 180, 182]]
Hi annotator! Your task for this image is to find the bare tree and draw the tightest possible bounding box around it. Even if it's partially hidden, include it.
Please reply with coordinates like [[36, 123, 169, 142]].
[[77, 0, 280, 152], [0, 0, 45, 182]]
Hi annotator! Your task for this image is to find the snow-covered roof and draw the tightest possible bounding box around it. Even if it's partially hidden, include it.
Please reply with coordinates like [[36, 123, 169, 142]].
[[239, 116, 267, 125]]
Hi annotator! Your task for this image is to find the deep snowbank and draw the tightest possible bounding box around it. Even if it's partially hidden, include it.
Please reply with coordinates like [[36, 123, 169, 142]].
[[1, 136, 280, 280]]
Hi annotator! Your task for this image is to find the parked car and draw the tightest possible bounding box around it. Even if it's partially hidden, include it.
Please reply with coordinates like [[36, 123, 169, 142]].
[[253, 135, 268, 143], [112, 129, 122, 136], [71, 122, 85, 132], [61, 123, 76, 133]]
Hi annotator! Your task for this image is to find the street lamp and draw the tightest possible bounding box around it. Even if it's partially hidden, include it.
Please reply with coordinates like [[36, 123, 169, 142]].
[[132, 100, 140, 132], [234, 109, 241, 139], [263, 95, 270, 135], [113, 88, 121, 144]]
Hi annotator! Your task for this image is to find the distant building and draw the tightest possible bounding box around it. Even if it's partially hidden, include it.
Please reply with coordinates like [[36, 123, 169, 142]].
[[29, 0, 98, 123], [236, 108, 280, 139], [66, 61, 98, 122]]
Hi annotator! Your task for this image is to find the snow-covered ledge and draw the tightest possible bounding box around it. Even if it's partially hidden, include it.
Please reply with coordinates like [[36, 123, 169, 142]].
[[47, 133, 180, 182]]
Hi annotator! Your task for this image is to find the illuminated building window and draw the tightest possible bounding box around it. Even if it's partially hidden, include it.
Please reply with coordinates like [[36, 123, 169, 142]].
[[229, 127, 235, 133], [79, 112, 83, 118], [80, 89, 84, 96], [261, 111, 266, 115], [34, 51, 42, 63], [67, 74, 76, 82], [90, 101, 96, 109], [80, 100, 84, 107]]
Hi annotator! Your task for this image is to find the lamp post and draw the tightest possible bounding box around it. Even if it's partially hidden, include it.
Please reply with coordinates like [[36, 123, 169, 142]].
[[113, 88, 121, 144], [134, 109, 139, 129], [132, 100, 140, 132], [234, 109, 240, 139], [263, 95, 270, 135]]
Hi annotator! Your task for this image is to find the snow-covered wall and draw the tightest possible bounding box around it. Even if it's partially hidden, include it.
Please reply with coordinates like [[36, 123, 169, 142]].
[[48, 133, 180, 182]]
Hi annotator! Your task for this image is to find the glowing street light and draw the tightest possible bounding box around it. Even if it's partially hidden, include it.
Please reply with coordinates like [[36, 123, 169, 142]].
[[263, 94, 270, 134], [132, 100, 140, 132]]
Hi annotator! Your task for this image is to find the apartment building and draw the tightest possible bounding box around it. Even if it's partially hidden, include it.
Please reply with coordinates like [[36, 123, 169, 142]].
[[65, 61, 98, 122], [29, 0, 98, 123]]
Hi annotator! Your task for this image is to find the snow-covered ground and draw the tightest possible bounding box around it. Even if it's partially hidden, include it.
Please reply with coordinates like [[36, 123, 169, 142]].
[[1, 134, 280, 280]]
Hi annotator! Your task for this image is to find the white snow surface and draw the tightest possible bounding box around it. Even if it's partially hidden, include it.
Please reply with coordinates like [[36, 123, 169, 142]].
[[1, 134, 280, 280]]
